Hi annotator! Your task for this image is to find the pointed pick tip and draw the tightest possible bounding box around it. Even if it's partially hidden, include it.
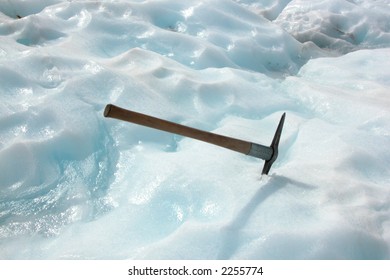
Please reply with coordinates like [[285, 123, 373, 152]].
[[261, 112, 286, 175]]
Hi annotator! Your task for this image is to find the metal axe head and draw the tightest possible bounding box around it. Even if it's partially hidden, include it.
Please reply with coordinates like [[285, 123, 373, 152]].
[[261, 112, 286, 175]]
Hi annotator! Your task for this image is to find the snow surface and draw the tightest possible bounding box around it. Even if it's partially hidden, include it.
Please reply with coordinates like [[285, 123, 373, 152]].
[[0, 0, 389, 259]]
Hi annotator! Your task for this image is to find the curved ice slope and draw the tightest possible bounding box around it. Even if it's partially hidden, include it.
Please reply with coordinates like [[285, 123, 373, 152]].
[[0, 0, 390, 259], [0, 0, 63, 19], [233, 0, 294, 21]]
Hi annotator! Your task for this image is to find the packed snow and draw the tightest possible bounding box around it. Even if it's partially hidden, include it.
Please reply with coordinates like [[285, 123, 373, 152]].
[[0, 0, 389, 259]]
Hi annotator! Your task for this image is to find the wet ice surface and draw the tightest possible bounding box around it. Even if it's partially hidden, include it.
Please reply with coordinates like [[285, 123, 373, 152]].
[[0, 0, 389, 259]]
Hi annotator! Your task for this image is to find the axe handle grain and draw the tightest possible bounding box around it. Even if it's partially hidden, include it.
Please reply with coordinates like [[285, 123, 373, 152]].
[[104, 104, 272, 160]]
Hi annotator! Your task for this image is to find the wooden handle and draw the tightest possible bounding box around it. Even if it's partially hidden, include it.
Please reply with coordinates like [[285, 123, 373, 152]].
[[104, 104, 252, 155]]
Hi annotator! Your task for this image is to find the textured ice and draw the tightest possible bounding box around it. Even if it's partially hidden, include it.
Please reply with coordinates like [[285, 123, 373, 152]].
[[275, 0, 390, 53], [0, 0, 389, 259]]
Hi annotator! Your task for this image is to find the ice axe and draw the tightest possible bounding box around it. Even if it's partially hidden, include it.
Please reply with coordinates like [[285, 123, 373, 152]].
[[104, 104, 286, 175]]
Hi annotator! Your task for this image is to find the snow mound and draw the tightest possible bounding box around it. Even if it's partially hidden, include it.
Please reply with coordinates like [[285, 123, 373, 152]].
[[275, 0, 390, 53], [0, 0, 62, 19]]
